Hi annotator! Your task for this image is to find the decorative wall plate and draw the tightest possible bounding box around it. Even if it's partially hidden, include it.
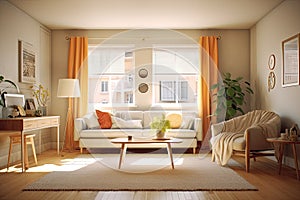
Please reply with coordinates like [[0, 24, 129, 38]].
[[138, 83, 149, 93], [268, 54, 276, 70], [138, 68, 148, 78], [268, 71, 276, 91]]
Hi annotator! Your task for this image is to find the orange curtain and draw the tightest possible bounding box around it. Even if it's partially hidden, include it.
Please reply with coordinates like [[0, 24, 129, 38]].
[[198, 36, 219, 149], [65, 36, 88, 151]]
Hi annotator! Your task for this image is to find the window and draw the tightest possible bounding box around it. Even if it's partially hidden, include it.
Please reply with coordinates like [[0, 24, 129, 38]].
[[160, 81, 175, 101], [153, 46, 199, 105], [88, 45, 134, 111], [101, 81, 108, 93]]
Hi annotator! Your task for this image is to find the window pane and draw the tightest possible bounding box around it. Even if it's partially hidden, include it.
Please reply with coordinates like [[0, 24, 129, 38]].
[[153, 46, 199, 105], [160, 81, 175, 101], [88, 45, 134, 110]]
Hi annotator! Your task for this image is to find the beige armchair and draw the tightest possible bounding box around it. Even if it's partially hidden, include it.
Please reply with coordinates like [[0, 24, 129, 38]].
[[210, 110, 281, 172]]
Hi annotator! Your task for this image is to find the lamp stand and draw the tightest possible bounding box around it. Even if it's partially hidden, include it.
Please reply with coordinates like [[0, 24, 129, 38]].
[[60, 98, 73, 155]]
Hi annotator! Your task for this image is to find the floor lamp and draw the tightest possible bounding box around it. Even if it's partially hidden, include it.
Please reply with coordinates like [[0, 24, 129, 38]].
[[57, 79, 81, 153]]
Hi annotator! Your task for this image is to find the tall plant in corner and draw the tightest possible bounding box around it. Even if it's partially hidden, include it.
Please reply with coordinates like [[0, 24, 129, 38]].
[[0, 75, 19, 107], [211, 72, 253, 121]]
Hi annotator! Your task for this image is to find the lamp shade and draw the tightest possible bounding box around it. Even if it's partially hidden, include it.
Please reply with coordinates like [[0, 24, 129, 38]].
[[57, 79, 81, 98]]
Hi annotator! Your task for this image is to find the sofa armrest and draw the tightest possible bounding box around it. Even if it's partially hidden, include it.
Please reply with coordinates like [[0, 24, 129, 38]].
[[74, 118, 86, 141], [194, 118, 203, 141], [211, 122, 224, 137]]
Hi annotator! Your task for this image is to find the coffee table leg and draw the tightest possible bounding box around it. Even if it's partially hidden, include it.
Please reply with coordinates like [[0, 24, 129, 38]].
[[118, 144, 127, 169], [292, 143, 299, 180], [166, 143, 174, 169]]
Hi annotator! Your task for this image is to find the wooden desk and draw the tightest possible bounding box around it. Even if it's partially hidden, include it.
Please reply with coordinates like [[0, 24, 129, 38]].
[[111, 137, 182, 169], [267, 137, 300, 180], [0, 116, 60, 172]]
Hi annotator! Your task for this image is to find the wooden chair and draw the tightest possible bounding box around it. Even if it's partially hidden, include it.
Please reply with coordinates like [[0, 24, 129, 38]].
[[7, 133, 38, 170]]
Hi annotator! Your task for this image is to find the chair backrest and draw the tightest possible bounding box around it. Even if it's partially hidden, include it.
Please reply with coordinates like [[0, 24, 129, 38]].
[[222, 110, 280, 134]]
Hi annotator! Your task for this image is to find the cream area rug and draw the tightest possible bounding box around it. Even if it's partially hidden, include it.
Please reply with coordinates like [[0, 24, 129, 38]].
[[23, 154, 257, 191]]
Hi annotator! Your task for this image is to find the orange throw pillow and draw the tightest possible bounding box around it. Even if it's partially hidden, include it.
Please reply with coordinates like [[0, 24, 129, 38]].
[[95, 110, 112, 129]]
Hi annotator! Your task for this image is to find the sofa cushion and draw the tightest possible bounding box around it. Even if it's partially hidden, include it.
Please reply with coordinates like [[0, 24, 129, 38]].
[[180, 116, 194, 129], [114, 111, 144, 121], [96, 110, 112, 129], [232, 136, 246, 151], [166, 113, 182, 129], [112, 116, 143, 129], [83, 112, 100, 129], [143, 111, 166, 128]]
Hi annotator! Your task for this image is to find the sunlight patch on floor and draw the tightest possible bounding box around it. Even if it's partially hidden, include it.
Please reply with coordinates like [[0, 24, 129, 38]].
[[1, 156, 97, 173]]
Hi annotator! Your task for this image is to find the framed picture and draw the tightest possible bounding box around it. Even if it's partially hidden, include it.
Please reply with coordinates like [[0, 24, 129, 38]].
[[25, 98, 36, 110], [282, 33, 300, 87], [18, 40, 36, 83]]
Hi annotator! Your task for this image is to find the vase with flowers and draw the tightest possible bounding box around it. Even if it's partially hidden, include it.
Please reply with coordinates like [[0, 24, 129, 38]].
[[31, 84, 50, 116]]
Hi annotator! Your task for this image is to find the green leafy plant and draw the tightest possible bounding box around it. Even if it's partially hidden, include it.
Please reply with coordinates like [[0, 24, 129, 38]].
[[0, 75, 19, 107], [150, 114, 171, 133], [211, 72, 253, 120]]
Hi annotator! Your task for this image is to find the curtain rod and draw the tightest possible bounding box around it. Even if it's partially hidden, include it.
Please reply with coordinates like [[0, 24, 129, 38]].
[[65, 35, 221, 40]]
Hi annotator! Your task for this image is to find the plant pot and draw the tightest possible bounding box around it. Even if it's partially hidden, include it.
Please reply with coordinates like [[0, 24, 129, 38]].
[[156, 130, 166, 139]]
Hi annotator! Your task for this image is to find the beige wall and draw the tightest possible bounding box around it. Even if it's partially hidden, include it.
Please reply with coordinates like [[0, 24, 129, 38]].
[[0, 1, 52, 168], [250, 0, 300, 168]]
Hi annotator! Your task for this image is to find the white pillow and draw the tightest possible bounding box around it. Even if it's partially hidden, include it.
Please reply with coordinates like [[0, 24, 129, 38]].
[[83, 113, 100, 129], [180, 116, 194, 129], [112, 116, 143, 129]]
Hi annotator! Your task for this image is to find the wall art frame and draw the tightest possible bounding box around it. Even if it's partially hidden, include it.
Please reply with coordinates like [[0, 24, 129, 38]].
[[18, 40, 36, 83], [282, 33, 300, 87]]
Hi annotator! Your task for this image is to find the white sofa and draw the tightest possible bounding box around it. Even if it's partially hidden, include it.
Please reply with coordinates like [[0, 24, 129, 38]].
[[74, 110, 202, 154]]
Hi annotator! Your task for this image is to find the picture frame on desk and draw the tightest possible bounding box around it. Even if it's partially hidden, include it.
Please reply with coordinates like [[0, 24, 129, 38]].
[[25, 98, 36, 117]]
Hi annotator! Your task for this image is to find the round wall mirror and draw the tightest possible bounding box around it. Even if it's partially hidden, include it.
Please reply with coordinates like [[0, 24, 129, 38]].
[[138, 83, 149, 93], [138, 68, 148, 78]]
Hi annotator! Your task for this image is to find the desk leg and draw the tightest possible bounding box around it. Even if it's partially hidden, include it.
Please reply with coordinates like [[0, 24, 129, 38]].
[[118, 144, 127, 169], [24, 136, 29, 169], [57, 126, 60, 155], [292, 144, 299, 180], [167, 143, 175, 169], [21, 131, 25, 172], [278, 143, 284, 175]]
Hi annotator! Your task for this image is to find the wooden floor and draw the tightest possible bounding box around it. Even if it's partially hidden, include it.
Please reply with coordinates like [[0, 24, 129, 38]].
[[0, 150, 300, 200]]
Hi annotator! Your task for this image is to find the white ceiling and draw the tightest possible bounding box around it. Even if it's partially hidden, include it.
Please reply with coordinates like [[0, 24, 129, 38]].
[[8, 0, 284, 30]]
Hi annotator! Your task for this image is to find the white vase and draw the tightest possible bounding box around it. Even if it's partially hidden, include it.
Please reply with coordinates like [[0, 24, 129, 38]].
[[38, 106, 47, 116]]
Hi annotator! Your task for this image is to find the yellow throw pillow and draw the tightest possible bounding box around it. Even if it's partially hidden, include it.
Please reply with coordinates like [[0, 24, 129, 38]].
[[166, 113, 182, 129]]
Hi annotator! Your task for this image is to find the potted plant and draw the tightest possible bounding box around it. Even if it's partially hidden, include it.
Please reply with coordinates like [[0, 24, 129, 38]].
[[211, 72, 253, 121], [150, 114, 171, 138]]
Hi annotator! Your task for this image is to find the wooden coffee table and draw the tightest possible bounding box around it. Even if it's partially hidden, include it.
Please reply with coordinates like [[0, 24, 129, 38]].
[[111, 137, 182, 169]]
